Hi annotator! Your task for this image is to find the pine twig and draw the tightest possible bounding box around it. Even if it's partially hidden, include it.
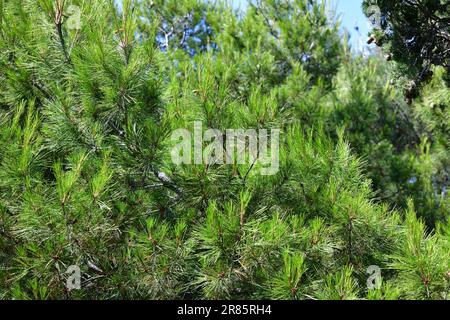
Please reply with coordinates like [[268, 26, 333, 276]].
[[54, 0, 71, 64]]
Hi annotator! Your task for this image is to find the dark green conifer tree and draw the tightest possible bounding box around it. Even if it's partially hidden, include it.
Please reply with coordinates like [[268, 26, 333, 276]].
[[0, 0, 448, 300]]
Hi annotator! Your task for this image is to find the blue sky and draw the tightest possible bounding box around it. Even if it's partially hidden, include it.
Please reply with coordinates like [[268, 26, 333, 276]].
[[332, 0, 367, 36], [330, 0, 369, 53]]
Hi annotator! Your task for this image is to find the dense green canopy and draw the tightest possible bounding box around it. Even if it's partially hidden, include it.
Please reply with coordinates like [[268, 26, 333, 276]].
[[0, 0, 448, 300], [363, 0, 450, 102]]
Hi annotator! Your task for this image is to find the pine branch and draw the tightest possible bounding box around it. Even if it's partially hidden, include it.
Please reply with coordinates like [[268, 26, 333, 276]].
[[54, 0, 71, 64]]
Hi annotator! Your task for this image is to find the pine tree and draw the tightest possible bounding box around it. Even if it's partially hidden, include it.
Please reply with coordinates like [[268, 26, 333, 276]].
[[0, 0, 448, 300], [362, 0, 450, 91]]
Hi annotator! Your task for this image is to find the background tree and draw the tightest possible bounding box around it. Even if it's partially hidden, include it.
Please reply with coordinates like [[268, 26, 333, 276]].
[[0, 0, 448, 300], [356, 0, 450, 228], [362, 0, 450, 102]]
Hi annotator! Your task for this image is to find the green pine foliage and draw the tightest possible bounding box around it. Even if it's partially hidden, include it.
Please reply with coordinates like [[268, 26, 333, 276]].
[[330, 58, 449, 229], [0, 0, 448, 300]]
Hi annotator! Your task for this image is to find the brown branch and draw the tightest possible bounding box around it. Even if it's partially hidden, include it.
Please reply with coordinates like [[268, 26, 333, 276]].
[[54, 0, 71, 64]]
